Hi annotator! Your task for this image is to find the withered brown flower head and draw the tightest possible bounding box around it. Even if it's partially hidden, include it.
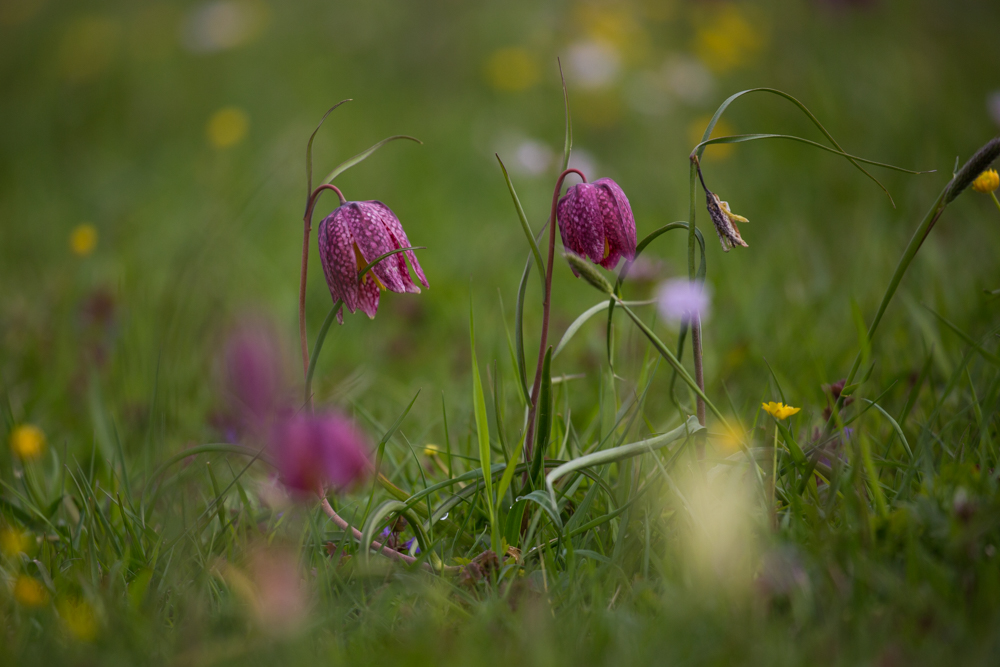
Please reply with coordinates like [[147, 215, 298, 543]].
[[705, 191, 749, 252]]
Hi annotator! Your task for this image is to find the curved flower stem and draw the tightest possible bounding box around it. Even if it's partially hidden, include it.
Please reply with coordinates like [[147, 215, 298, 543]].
[[318, 496, 447, 571], [299, 184, 347, 378], [688, 157, 707, 454], [991, 191, 1000, 215], [524, 168, 586, 465]]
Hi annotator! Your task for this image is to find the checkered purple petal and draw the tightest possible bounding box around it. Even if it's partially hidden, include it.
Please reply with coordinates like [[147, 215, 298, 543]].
[[557, 183, 605, 266], [368, 200, 428, 290], [318, 208, 362, 316]]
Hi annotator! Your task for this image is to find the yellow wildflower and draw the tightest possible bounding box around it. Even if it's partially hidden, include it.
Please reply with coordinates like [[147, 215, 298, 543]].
[[0, 527, 31, 556], [9, 424, 45, 461], [972, 169, 999, 194], [206, 107, 250, 149], [13, 575, 48, 607], [70, 224, 98, 256], [59, 598, 99, 641], [484, 47, 539, 92], [422, 444, 441, 457], [761, 402, 800, 420]]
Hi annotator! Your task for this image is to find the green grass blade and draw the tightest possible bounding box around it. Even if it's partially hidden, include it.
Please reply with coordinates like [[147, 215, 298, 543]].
[[554, 299, 655, 359], [694, 87, 907, 205], [559, 57, 572, 172], [515, 255, 532, 403], [530, 347, 553, 485], [497, 155, 546, 290], [321, 135, 422, 186], [922, 304, 1000, 367], [470, 294, 498, 552], [306, 99, 351, 201]]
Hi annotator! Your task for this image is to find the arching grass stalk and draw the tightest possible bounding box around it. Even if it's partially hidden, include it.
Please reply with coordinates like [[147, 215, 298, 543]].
[[826, 136, 1000, 428]]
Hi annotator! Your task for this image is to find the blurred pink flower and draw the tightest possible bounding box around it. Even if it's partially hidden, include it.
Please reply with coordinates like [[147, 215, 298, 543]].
[[269, 412, 370, 495], [656, 279, 711, 323], [317, 201, 427, 324], [222, 319, 286, 430], [557, 177, 636, 272]]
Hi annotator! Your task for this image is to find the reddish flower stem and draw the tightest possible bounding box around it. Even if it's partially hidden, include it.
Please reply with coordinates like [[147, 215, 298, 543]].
[[319, 494, 458, 573], [524, 168, 586, 464], [299, 184, 347, 379]]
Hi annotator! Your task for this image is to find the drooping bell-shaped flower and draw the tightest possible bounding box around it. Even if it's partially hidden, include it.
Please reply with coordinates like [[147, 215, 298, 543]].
[[269, 412, 370, 495], [556, 177, 636, 271], [317, 201, 428, 323]]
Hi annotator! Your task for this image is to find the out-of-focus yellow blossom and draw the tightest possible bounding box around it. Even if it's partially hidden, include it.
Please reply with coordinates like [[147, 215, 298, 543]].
[[59, 598, 99, 641], [694, 4, 763, 73], [206, 107, 250, 149], [70, 224, 98, 256], [484, 47, 539, 92], [422, 444, 441, 457], [13, 575, 48, 607], [9, 424, 45, 461], [762, 402, 801, 420], [575, 5, 648, 62], [58, 17, 121, 83], [688, 116, 735, 161], [1, 528, 31, 556], [972, 169, 999, 193]]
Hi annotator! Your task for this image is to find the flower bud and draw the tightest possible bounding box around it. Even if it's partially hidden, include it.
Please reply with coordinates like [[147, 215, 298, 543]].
[[564, 253, 614, 294]]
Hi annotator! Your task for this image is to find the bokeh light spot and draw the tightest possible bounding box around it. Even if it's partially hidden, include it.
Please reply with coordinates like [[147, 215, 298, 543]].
[[70, 224, 98, 256], [484, 47, 540, 93], [694, 4, 763, 73], [206, 107, 250, 149]]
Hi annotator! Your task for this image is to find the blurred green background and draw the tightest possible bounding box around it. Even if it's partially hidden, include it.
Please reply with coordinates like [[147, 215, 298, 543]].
[[2, 0, 999, 458]]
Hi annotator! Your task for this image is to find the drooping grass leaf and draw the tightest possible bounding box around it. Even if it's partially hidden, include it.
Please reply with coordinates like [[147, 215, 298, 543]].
[[321, 135, 422, 187]]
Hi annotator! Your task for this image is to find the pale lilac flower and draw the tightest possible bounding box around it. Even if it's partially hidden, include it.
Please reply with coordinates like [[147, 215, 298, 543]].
[[269, 412, 370, 495], [557, 177, 636, 272], [317, 201, 427, 324], [656, 278, 711, 323]]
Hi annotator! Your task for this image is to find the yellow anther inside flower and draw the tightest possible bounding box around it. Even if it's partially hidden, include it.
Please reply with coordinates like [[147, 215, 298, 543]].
[[353, 244, 386, 290], [9, 424, 45, 461], [602, 237, 611, 260], [761, 401, 800, 420], [972, 169, 999, 194], [13, 575, 48, 607]]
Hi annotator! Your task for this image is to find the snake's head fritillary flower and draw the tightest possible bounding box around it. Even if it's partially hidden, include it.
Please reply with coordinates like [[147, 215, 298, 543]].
[[705, 191, 749, 252], [269, 412, 370, 496], [556, 177, 637, 272], [317, 201, 428, 324], [972, 169, 999, 194], [656, 278, 712, 324], [761, 402, 800, 420]]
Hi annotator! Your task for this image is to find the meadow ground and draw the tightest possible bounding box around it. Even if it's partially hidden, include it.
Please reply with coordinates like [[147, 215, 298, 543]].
[[2, 0, 1000, 664]]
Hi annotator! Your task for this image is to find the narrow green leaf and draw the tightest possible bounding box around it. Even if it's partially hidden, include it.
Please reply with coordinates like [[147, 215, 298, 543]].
[[860, 398, 913, 460], [514, 256, 532, 402], [554, 299, 655, 359], [544, 416, 702, 511], [495, 431, 527, 507], [530, 347, 553, 485], [497, 155, 546, 290], [306, 100, 352, 201], [517, 490, 562, 529], [321, 135, 422, 186], [499, 291, 529, 407], [922, 304, 1000, 367], [558, 57, 572, 173], [694, 87, 913, 205], [470, 295, 498, 551]]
